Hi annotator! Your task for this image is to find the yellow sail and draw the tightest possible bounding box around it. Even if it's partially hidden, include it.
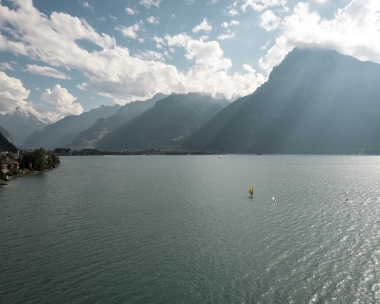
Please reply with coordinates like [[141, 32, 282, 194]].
[[249, 186, 254, 194]]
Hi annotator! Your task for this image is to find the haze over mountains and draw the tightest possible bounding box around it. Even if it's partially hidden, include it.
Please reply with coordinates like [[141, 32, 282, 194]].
[[3, 48, 380, 154], [21, 105, 120, 150], [67, 93, 167, 150], [0, 108, 47, 146], [96, 93, 228, 150], [184, 48, 380, 154]]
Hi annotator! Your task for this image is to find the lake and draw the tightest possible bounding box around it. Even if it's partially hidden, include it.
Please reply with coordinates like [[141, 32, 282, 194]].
[[1, 155, 380, 303]]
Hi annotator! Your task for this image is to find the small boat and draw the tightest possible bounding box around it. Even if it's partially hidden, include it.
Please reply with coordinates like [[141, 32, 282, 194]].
[[272, 197, 277, 202], [219, 154, 222, 158], [248, 186, 254, 197], [344, 192, 348, 202], [233, 155, 236, 158]]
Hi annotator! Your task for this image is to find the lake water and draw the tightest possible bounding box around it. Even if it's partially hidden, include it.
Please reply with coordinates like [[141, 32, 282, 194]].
[[1, 155, 380, 303]]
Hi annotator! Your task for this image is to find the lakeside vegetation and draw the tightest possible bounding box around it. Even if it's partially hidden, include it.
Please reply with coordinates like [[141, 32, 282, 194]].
[[0, 148, 60, 183]]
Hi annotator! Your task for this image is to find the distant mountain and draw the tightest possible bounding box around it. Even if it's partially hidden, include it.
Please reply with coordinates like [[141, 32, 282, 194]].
[[0, 108, 48, 146], [184, 48, 380, 154], [96, 93, 229, 150], [21, 105, 120, 149], [0, 131, 17, 153], [0, 125, 13, 144], [67, 93, 167, 149]]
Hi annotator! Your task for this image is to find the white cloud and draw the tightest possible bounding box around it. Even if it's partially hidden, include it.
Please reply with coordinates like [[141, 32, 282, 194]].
[[109, 14, 117, 21], [193, 19, 212, 33], [116, 22, 143, 39], [153, 35, 165, 48], [259, 10, 280, 31], [139, 0, 162, 8], [0, 1, 264, 104], [227, 9, 239, 16], [136, 50, 165, 61], [221, 20, 240, 28], [211, 0, 219, 3], [259, 0, 380, 72], [221, 22, 229, 28], [80, 0, 94, 11], [217, 32, 236, 40], [41, 85, 83, 116], [27, 65, 71, 80], [241, 0, 286, 12], [125, 7, 138, 15], [147, 16, 159, 24], [0, 62, 13, 70], [0, 71, 60, 121], [164, 34, 265, 99]]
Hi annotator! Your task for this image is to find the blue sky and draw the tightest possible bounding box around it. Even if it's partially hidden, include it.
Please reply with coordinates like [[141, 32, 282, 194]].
[[0, 0, 378, 122]]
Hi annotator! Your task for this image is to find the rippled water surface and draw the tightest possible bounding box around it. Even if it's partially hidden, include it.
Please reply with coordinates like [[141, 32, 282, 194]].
[[1, 155, 380, 303]]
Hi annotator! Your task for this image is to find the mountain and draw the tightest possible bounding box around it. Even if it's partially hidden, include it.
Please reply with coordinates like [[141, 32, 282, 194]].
[[21, 105, 120, 149], [66, 93, 167, 149], [0, 125, 13, 144], [0, 131, 17, 153], [184, 48, 380, 154], [96, 93, 229, 150], [0, 108, 48, 146]]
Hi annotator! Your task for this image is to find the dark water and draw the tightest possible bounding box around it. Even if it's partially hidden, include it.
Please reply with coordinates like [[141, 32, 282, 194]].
[[1, 155, 380, 303]]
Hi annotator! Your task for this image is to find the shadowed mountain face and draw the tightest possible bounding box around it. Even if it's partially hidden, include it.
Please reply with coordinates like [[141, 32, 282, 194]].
[[0, 125, 13, 144], [0, 131, 17, 153], [21, 105, 120, 149], [184, 48, 380, 154], [96, 93, 229, 150], [66, 93, 167, 149], [0, 109, 47, 146]]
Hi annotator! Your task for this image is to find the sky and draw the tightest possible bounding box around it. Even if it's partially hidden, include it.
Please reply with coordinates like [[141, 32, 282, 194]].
[[0, 0, 379, 122]]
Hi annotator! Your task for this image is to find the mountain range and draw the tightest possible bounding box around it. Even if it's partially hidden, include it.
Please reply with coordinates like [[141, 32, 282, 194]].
[[21, 105, 120, 149], [96, 93, 229, 150], [3, 48, 380, 154], [184, 48, 380, 154], [67, 93, 167, 149], [0, 108, 48, 146]]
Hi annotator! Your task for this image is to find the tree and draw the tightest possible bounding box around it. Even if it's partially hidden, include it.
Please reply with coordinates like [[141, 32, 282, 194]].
[[33, 148, 47, 171], [46, 153, 60, 168]]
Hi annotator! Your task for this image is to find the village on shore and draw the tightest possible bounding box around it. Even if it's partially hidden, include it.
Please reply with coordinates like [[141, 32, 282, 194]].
[[0, 148, 60, 184]]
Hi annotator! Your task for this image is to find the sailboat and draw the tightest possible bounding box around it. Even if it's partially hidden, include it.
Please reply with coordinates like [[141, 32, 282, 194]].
[[233, 155, 236, 158], [248, 186, 254, 197], [344, 192, 348, 202], [219, 154, 222, 158]]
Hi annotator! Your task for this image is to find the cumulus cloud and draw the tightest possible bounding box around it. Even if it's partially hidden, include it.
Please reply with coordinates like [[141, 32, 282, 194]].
[[0, 71, 61, 121], [217, 31, 236, 40], [139, 0, 162, 9], [0, 0, 264, 104], [116, 22, 143, 39], [259, 0, 380, 72], [221, 20, 240, 28], [147, 16, 159, 24], [135, 50, 165, 61], [41, 85, 83, 116], [241, 0, 286, 12], [165, 34, 265, 99], [125, 7, 138, 15], [27, 65, 71, 79], [193, 18, 212, 33], [259, 10, 280, 31]]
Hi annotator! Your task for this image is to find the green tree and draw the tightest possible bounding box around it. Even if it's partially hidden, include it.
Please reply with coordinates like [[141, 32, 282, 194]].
[[46, 153, 60, 168], [19, 152, 34, 170], [33, 148, 47, 171]]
